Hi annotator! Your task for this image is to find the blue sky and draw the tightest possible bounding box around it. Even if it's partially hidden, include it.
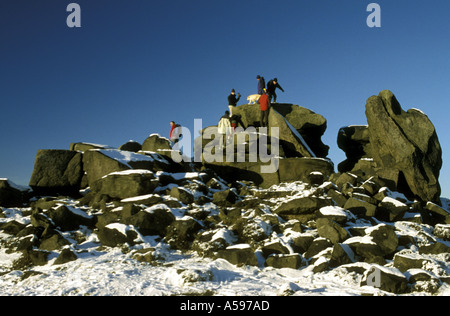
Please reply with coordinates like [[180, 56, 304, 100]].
[[1, 0, 449, 198]]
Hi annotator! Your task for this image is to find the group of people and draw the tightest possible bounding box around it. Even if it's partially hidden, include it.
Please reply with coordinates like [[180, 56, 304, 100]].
[[169, 76, 285, 148], [226, 76, 285, 130]]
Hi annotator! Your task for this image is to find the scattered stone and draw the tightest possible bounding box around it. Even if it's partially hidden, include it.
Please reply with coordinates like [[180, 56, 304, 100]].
[[54, 247, 78, 265], [266, 254, 304, 269], [170, 187, 194, 205], [361, 264, 408, 294], [97, 223, 142, 247], [213, 189, 239, 206], [45, 204, 95, 231], [217, 244, 258, 267], [165, 216, 203, 250]]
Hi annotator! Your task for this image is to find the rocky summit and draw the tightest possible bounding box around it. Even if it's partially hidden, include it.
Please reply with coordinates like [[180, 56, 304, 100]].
[[0, 90, 449, 296]]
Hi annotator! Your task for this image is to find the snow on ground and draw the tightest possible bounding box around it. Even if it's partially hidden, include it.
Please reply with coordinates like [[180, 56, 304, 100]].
[[1, 230, 448, 296]]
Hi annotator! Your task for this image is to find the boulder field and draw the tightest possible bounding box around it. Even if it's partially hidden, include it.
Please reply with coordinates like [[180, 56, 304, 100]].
[[0, 90, 448, 295]]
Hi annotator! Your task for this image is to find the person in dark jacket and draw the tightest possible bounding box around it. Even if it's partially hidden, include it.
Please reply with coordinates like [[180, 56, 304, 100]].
[[227, 89, 241, 116], [257, 75, 266, 95], [267, 78, 284, 103]]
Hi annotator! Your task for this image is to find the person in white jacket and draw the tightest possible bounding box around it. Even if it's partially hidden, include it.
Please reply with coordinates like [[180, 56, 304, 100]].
[[218, 111, 232, 148]]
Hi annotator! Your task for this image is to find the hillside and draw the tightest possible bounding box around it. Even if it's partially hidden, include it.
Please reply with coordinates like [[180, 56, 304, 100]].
[[0, 90, 449, 296]]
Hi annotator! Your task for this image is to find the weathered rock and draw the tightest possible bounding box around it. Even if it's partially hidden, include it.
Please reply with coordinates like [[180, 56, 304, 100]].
[[337, 125, 372, 172], [120, 194, 163, 207], [344, 197, 377, 217], [232, 217, 272, 247], [141, 134, 172, 153], [365, 90, 442, 202], [379, 197, 409, 222], [45, 204, 95, 231], [83, 149, 171, 187], [165, 216, 203, 250], [367, 224, 399, 256], [316, 206, 349, 224], [418, 242, 450, 254], [97, 223, 141, 247], [217, 244, 258, 266], [54, 247, 78, 265], [70, 142, 112, 152], [434, 224, 450, 241], [121, 205, 175, 237], [132, 248, 156, 264], [425, 202, 450, 224], [316, 218, 349, 244], [213, 189, 239, 206], [261, 241, 290, 258], [0, 220, 27, 235], [361, 264, 408, 294], [304, 237, 333, 259], [329, 243, 355, 268], [393, 252, 429, 272], [29, 150, 84, 195], [205, 157, 334, 189], [290, 234, 314, 254], [91, 170, 158, 200], [39, 232, 71, 251], [275, 196, 333, 218], [327, 189, 348, 208], [265, 254, 304, 269], [0, 179, 31, 207], [278, 158, 334, 184], [345, 224, 398, 261], [192, 228, 237, 257], [119, 140, 142, 153], [170, 187, 194, 205]]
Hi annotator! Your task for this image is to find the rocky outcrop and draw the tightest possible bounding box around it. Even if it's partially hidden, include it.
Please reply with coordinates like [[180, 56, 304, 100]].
[[0, 91, 447, 295], [232, 103, 329, 158], [338, 90, 442, 203], [29, 150, 84, 195], [0, 179, 31, 208], [366, 90, 442, 202]]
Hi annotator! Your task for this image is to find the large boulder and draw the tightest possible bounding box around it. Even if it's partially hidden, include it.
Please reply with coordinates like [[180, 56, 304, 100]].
[[232, 103, 329, 158], [91, 170, 158, 200], [365, 90, 442, 202], [45, 204, 96, 231], [0, 179, 31, 207], [217, 244, 258, 267], [122, 205, 175, 237], [337, 125, 372, 172], [29, 150, 84, 196], [82, 149, 170, 186], [141, 134, 172, 153]]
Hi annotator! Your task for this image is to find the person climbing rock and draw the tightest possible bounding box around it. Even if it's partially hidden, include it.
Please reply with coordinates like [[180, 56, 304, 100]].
[[267, 78, 284, 103]]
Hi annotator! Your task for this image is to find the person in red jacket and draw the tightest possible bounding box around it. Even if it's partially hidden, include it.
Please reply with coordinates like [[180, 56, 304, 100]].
[[258, 89, 270, 128], [169, 121, 182, 146]]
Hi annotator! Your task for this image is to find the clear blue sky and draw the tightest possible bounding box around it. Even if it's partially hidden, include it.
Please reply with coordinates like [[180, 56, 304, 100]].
[[1, 0, 449, 198]]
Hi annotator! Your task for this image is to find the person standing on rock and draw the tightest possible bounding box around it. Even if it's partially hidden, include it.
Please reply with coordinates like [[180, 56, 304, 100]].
[[267, 78, 284, 103], [228, 89, 241, 116], [218, 111, 233, 147], [169, 121, 182, 147], [257, 75, 266, 95], [258, 89, 270, 128]]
